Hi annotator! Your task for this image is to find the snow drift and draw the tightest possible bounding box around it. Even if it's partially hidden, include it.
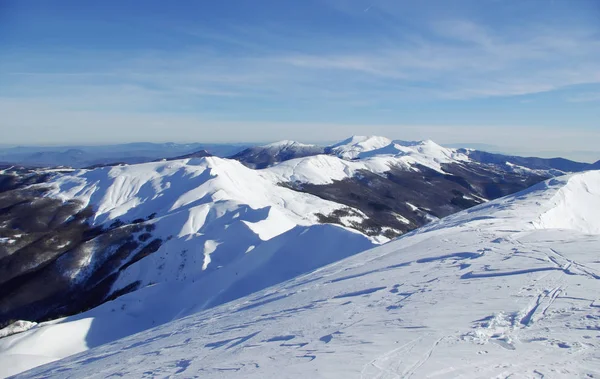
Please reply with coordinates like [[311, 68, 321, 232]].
[[533, 173, 600, 234]]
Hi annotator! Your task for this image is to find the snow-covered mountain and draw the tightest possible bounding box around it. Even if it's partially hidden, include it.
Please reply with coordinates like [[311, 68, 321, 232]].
[[327, 135, 394, 160], [6, 170, 600, 378], [0, 157, 380, 330], [232, 135, 598, 174], [261, 137, 553, 237], [230, 140, 326, 169], [234, 135, 471, 168], [0, 143, 250, 168], [1, 136, 598, 377], [461, 149, 600, 173], [0, 137, 582, 332]]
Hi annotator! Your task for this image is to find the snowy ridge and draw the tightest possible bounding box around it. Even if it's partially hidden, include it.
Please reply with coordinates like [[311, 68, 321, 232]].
[[262, 139, 470, 186], [260, 137, 473, 187], [229, 140, 325, 169], [233, 135, 577, 185], [6, 170, 600, 378], [329, 135, 393, 160], [234, 135, 590, 178], [327, 136, 469, 173], [262, 140, 316, 149], [533, 172, 600, 234], [0, 157, 381, 378], [262, 154, 400, 185], [0, 321, 36, 339], [47, 157, 354, 230], [43, 156, 385, 282], [391, 139, 470, 171]]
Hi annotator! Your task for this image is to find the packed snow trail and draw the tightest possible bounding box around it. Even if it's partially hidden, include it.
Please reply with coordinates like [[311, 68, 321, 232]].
[[7, 171, 599, 378]]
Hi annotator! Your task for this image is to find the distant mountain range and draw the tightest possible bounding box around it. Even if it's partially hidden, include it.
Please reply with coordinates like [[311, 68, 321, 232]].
[[0, 143, 251, 168], [231, 136, 600, 172], [2, 139, 598, 170]]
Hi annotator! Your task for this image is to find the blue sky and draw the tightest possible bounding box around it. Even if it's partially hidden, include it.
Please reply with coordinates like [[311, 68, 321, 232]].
[[1, 0, 599, 160]]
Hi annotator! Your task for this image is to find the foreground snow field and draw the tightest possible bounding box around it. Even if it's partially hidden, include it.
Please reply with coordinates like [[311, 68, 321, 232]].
[[5, 170, 599, 378]]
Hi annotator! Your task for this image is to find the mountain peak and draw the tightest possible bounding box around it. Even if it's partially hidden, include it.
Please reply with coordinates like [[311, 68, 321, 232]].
[[393, 139, 440, 147], [332, 135, 392, 147], [262, 140, 312, 149], [231, 141, 324, 169], [329, 136, 393, 159], [166, 149, 212, 161]]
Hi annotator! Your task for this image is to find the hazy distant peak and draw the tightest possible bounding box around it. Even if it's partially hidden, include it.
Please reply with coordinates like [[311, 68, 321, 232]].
[[329, 136, 394, 159], [262, 140, 315, 149]]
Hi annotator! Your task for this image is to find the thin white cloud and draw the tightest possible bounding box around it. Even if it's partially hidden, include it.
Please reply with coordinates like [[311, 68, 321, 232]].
[[1, 0, 599, 151], [566, 92, 600, 103], [1, 98, 599, 159], [275, 20, 600, 99], [3, 15, 600, 110]]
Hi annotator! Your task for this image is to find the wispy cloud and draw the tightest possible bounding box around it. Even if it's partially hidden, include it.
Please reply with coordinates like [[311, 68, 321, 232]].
[[566, 92, 600, 103], [3, 12, 600, 110], [275, 19, 600, 99], [2, 97, 599, 161], [1, 0, 599, 150]]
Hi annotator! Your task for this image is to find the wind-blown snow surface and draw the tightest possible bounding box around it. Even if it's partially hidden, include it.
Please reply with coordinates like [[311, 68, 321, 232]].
[[11, 171, 600, 378]]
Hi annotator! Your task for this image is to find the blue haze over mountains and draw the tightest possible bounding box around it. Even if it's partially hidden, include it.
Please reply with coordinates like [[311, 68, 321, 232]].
[[1, 140, 598, 172]]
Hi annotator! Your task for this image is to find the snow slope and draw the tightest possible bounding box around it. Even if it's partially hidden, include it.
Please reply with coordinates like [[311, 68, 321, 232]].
[[45, 156, 347, 229], [329, 136, 393, 159], [390, 139, 470, 171], [233, 136, 464, 172], [325, 136, 470, 173], [11, 170, 600, 378], [263, 140, 317, 149], [233, 136, 579, 182], [230, 140, 325, 169], [533, 173, 600, 234], [42, 155, 384, 242], [229, 136, 571, 199], [0, 157, 380, 378], [263, 138, 473, 187]]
